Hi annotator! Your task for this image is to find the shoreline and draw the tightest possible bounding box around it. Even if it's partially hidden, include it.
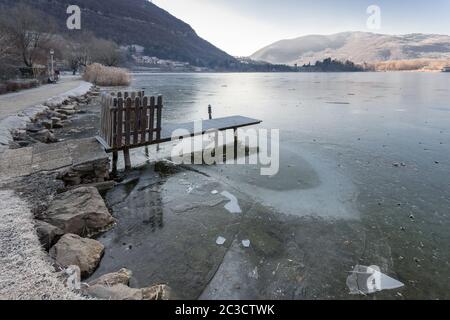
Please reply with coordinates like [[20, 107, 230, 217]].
[[0, 83, 95, 299], [0, 84, 173, 300], [0, 77, 92, 154]]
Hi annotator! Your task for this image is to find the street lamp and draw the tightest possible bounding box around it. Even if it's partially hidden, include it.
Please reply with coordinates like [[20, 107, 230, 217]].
[[50, 49, 55, 82]]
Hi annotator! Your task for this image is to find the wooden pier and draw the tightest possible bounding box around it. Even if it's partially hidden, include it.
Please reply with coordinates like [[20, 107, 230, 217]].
[[98, 91, 262, 173]]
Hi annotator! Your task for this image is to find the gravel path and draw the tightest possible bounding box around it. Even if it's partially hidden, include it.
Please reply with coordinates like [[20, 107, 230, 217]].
[[0, 76, 85, 120], [0, 189, 83, 300]]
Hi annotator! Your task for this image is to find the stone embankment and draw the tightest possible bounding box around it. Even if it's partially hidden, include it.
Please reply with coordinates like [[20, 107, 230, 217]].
[[0, 87, 172, 300]]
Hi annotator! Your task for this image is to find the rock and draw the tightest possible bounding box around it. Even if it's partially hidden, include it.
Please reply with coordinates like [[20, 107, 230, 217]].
[[50, 234, 104, 278], [155, 160, 180, 175], [84, 269, 173, 300], [35, 220, 64, 251], [47, 111, 67, 120], [73, 181, 116, 193], [26, 123, 43, 133], [41, 120, 53, 130], [60, 105, 76, 111], [45, 97, 65, 109], [16, 140, 31, 147], [84, 282, 172, 300], [61, 173, 82, 186], [88, 268, 133, 287], [12, 129, 27, 141], [34, 129, 57, 143], [52, 121, 64, 129], [60, 159, 110, 187], [42, 187, 115, 237], [141, 285, 173, 300], [50, 117, 61, 125], [57, 109, 76, 116], [85, 283, 144, 300], [64, 265, 82, 291]]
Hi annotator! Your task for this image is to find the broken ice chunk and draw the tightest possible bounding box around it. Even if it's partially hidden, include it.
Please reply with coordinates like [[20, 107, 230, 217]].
[[346, 265, 404, 295], [242, 240, 251, 248], [248, 267, 259, 279], [221, 191, 242, 214], [216, 236, 226, 245]]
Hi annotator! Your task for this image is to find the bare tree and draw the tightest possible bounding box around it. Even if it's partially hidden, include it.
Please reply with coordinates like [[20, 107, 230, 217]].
[[90, 39, 124, 67], [2, 4, 57, 68], [0, 12, 13, 62], [63, 32, 100, 74], [0, 31, 13, 62]]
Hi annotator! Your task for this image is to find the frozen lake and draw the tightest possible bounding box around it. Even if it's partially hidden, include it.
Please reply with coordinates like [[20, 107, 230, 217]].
[[93, 72, 450, 299]]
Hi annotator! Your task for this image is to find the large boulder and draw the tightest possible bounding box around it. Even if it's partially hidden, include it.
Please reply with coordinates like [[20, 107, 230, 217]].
[[84, 283, 172, 301], [35, 220, 64, 251], [50, 234, 104, 278], [45, 97, 66, 109], [42, 187, 115, 237], [85, 284, 144, 300], [88, 268, 132, 287], [84, 269, 172, 300], [34, 129, 57, 143]]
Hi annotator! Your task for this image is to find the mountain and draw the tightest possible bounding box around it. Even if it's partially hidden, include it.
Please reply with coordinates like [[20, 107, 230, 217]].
[[0, 0, 236, 68], [251, 32, 450, 66]]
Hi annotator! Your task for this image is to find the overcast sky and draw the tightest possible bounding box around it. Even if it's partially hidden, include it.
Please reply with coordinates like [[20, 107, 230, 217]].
[[152, 0, 450, 56]]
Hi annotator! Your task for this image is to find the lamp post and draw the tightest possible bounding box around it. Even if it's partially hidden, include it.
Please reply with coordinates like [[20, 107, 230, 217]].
[[50, 49, 55, 82]]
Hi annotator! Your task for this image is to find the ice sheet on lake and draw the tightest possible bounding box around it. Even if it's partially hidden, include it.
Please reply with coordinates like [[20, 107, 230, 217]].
[[346, 265, 404, 295], [221, 191, 242, 214]]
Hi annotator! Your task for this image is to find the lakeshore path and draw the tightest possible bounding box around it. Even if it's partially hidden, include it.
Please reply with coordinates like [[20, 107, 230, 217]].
[[0, 76, 86, 120]]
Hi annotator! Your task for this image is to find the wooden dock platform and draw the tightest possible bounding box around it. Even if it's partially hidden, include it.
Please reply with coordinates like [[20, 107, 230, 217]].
[[97, 115, 262, 152], [98, 91, 262, 173]]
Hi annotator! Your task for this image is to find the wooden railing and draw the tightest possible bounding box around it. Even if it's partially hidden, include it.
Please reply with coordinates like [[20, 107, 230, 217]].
[[99, 91, 163, 173], [100, 91, 163, 151]]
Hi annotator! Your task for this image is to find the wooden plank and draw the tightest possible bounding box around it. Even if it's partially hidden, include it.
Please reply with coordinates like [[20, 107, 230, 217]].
[[141, 96, 149, 143], [111, 98, 117, 147], [123, 148, 131, 170], [112, 151, 118, 175], [160, 116, 262, 143], [156, 95, 163, 141], [116, 98, 124, 148], [95, 135, 111, 151], [124, 97, 132, 146], [103, 116, 262, 152], [149, 96, 155, 143], [133, 97, 140, 145]]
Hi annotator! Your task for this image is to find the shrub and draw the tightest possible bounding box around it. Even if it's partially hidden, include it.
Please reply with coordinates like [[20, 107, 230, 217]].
[[83, 63, 131, 86], [6, 81, 19, 92], [372, 59, 450, 71], [0, 84, 7, 95], [0, 79, 41, 95]]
